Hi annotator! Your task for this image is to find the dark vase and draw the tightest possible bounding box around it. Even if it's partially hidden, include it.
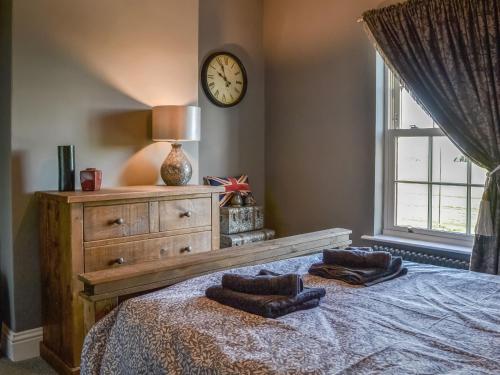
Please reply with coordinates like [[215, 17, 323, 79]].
[[58, 145, 75, 191]]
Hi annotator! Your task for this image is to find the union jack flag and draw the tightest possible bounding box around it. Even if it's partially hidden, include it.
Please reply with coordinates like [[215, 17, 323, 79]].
[[204, 174, 253, 207]]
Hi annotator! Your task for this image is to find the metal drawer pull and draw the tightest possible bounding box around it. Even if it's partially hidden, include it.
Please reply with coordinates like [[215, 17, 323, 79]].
[[180, 211, 192, 218], [180, 246, 192, 253], [114, 218, 125, 225], [114, 257, 126, 265]]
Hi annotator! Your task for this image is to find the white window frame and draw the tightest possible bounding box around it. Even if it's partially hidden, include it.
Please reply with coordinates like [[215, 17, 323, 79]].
[[383, 67, 479, 248]]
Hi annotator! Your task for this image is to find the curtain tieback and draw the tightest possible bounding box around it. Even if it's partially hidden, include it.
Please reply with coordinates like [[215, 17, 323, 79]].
[[488, 165, 500, 177], [475, 166, 500, 237]]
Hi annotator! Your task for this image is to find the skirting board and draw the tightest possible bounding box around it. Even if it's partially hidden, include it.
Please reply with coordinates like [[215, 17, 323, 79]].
[[1, 323, 43, 361]]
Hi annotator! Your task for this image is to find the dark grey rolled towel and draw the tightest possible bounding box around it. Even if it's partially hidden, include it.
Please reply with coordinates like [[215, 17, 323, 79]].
[[221, 272, 303, 296], [323, 248, 392, 269], [309, 256, 407, 286], [206, 285, 325, 318]]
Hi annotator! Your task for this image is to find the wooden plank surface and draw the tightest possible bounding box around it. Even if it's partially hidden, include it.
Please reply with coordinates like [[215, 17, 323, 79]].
[[36, 185, 225, 203], [83, 202, 150, 242], [158, 198, 211, 231], [80, 228, 351, 297], [211, 192, 220, 250], [84, 231, 212, 272], [83, 226, 212, 249], [39, 198, 85, 370]]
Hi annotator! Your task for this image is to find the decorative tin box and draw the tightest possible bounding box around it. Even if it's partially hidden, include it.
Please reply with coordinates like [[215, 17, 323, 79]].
[[220, 206, 264, 235], [80, 168, 102, 191], [221, 228, 276, 248]]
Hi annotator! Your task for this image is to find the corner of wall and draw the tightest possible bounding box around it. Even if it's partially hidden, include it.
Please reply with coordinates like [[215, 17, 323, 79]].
[[0, 0, 15, 331]]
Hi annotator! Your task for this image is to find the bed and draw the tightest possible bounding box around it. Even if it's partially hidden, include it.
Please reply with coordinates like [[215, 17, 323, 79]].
[[81, 252, 500, 374]]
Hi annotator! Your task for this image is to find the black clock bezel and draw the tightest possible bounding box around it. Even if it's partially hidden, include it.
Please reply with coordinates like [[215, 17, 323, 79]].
[[201, 51, 248, 108]]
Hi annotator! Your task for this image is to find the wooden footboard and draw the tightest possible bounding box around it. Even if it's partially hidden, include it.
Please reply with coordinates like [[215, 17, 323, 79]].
[[79, 228, 351, 333]]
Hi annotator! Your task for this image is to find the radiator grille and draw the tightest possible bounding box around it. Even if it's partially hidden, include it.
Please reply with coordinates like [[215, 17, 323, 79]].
[[372, 245, 470, 270]]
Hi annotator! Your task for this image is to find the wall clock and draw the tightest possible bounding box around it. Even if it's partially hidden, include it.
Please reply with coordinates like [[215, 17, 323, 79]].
[[201, 52, 247, 107]]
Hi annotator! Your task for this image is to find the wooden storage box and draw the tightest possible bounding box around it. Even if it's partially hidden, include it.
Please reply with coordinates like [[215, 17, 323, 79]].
[[220, 206, 264, 234], [221, 228, 275, 248]]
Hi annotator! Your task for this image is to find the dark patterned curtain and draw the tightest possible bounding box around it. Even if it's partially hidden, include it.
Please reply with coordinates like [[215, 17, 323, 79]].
[[362, 0, 500, 274]]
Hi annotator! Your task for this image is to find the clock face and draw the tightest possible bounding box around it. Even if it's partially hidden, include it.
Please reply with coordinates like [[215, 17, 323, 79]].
[[201, 52, 247, 107]]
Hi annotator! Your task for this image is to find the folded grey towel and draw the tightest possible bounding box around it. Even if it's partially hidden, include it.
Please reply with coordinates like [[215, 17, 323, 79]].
[[309, 256, 407, 286], [206, 285, 325, 318], [222, 272, 303, 296], [323, 248, 392, 269]]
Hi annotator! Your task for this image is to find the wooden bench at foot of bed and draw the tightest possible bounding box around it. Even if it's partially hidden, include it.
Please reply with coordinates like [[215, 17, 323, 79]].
[[79, 228, 351, 334]]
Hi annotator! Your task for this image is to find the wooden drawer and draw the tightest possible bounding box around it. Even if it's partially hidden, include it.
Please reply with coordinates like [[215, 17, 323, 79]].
[[159, 198, 211, 232], [84, 203, 150, 242], [84, 231, 212, 272]]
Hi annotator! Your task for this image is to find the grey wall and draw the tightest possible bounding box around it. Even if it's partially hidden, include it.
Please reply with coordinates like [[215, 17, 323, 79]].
[[0, 0, 13, 328], [263, 0, 387, 242], [8, 0, 199, 332], [198, 0, 265, 205], [2, 0, 397, 333]]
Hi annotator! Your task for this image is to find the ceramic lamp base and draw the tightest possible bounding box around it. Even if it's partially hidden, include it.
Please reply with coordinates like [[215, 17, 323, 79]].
[[161, 143, 192, 186]]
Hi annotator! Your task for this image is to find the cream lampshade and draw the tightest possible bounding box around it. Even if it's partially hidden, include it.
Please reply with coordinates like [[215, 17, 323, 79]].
[[152, 105, 201, 185]]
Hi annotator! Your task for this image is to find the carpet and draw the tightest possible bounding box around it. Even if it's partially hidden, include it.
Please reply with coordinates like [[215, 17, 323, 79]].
[[0, 356, 56, 375]]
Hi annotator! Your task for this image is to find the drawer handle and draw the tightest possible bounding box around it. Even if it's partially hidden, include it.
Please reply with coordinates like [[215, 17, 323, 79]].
[[180, 246, 192, 253], [113, 257, 126, 265], [180, 211, 192, 218], [114, 218, 125, 225]]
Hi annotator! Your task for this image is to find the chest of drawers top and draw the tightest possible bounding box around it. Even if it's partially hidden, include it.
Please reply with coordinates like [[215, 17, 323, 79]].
[[38, 185, 224, 204]]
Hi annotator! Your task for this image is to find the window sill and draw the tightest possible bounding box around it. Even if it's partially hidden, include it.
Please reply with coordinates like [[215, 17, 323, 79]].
[[361, 234, 472, 258]]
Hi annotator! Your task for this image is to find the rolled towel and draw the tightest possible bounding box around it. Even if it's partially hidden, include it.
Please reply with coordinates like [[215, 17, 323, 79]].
[[309, 256, 407, 286], [257, 269, 281, 276], [323, 248, 392, 269], [221, 272, 303, 297], [206, 286, 325, 318]]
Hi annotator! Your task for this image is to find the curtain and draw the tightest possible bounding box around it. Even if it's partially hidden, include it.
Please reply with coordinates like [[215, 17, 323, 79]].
[[362, 0, 500, 274]]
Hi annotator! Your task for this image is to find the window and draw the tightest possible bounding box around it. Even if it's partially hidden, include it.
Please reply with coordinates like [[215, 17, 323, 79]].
[[383, 68, 487, 244]]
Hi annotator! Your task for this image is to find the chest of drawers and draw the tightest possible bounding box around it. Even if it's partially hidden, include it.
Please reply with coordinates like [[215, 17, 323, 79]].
[[37, 185, 223, 374]]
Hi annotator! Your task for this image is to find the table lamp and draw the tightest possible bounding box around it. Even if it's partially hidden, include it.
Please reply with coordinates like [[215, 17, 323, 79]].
[[152, 105, 201, 185]]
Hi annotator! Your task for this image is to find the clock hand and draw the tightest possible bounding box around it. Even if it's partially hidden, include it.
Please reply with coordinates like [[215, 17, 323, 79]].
[[217, 60, 230, 81], [217, 71, 231, 87]]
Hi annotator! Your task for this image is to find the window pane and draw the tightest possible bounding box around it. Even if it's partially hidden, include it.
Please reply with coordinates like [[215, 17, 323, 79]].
[[397, 137, 428, 182], [396, 183, 428, 228], [431, 185, 467, 233], [471, 187, 483, 235], [471, 162, 487, 186], [400, 88, 434, 129], [432, 137, 467, 184]]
